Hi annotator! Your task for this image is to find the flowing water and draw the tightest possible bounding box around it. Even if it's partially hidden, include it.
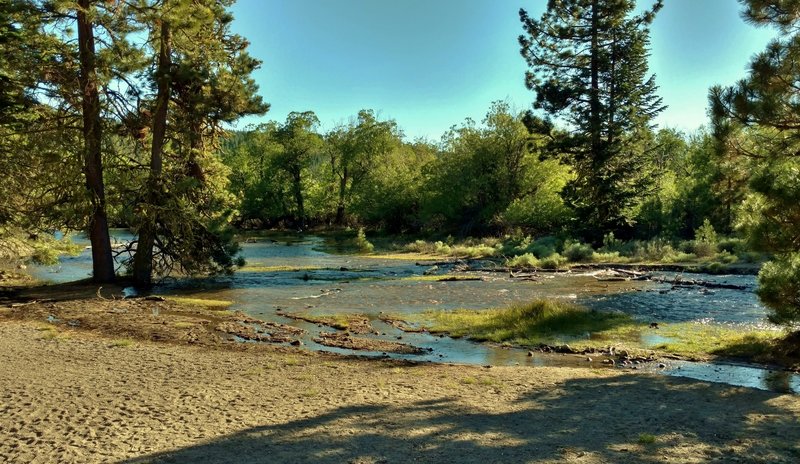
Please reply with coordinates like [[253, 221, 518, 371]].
[[29, 232, 800, 394]]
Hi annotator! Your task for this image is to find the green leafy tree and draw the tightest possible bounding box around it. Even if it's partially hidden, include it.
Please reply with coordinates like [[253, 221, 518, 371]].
[[421, 102, 571, 235], [220, 125, 296, 227], [349, 138, 435, 232], [326, 110, 401, 225], [519, 0, 665, 241], [273, 111, 323, 230], [710, 0, 800, 325]]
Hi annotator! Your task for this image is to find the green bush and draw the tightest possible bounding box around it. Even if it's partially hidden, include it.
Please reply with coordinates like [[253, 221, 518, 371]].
[[591, 251, 625, 263], [601, 232, 623, 252], [562, 240, 594, 262], [354, 228, 374, 254], [718, 237, 744, 254], [539, 253, 567, 269], [528, 236, 560, 258], [692, 219, 718, 257], [507, 253, 539, 268]]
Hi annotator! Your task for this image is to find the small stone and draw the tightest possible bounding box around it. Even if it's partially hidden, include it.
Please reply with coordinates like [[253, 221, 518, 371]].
[[586, 357, 593, 362], [290, 340, 302, 346], [658, 363, 667, 369], [527, 351, 534, 357]]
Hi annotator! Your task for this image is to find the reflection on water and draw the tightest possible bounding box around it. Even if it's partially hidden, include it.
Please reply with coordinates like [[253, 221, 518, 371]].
[[28, 233, 799, 394]]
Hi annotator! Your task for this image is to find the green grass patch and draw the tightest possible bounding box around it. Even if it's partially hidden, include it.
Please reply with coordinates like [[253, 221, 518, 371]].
[[637, 433, 657, 444], [403, 239, 499, 258], [173, 322, 195, 329], [653, 323, 781, 359], [109, 338, 134, 348], [363, 252, 438, 261], [165, 296, 234, 308], [413, 299, 634, 346], [407, 300, 784, 362], [239, 265, 322, 272], [399, 274, 480, 282]]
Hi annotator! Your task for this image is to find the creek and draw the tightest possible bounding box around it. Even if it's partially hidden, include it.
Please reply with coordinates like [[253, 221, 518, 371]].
[[29, 231, 800, 394]]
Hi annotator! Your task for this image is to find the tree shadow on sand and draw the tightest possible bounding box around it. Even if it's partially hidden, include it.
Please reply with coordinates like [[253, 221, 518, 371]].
[[124, 373, 800, 464]]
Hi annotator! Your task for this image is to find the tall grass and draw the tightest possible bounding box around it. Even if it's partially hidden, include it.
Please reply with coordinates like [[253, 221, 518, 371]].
[[417, 299, 632, 345]]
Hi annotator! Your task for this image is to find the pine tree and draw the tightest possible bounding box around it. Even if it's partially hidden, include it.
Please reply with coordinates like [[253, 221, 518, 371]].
[[130, 0, 268, 287], [710, 0, 800, 325], [519, 0, 665, 241]]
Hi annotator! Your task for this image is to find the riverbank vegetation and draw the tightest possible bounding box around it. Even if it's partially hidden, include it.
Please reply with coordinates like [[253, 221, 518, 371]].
[[0, 0, 798, 330], [409, 299, 796, 368]]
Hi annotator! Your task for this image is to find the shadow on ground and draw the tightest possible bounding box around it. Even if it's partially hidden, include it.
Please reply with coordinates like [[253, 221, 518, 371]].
[[124, 373, 800, 464]]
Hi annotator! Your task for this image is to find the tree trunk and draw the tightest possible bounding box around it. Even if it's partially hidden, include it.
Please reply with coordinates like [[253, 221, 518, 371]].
[[589, 0, 601, 162], [335, 168, 348, 225], [291, 167, 305, 230], [77, 0, 115, 283], [133, 19, 171, 288]]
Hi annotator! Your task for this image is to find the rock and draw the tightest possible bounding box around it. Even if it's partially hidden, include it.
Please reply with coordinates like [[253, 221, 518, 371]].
[[649, 322, 660, 329], [527, 351, 534, 357], [423, 265, 439, 276], [554, 344, 575, 354], [586, 357, 593, 362], [290, 340, 302, 346], [144, 296, 166, 302], [658, 363, 667, 369]]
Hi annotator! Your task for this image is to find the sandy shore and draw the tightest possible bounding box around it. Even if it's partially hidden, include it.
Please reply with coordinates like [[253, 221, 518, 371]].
[[0, 315, 798, 464]]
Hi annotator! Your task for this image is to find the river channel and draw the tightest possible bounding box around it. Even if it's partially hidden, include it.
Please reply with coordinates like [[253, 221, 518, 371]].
[[29, 232, 800, 394]]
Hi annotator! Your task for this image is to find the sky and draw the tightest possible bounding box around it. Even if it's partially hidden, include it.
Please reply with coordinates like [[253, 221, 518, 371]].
[[229, 0, 778, 140]]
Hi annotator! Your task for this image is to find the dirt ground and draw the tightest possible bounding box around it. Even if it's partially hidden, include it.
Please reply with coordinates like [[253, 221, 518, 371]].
[[1, 293, 799, 463]]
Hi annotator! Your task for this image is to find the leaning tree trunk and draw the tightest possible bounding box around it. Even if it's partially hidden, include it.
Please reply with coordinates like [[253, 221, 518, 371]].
[[132, 19, 171, 289], [77, 0, 115, 283]]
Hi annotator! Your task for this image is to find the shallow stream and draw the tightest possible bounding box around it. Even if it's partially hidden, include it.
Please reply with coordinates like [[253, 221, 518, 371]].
[[29, 232, 800, 394]]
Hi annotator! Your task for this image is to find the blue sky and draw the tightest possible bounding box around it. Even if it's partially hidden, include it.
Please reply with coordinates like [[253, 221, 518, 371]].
[[229, 0, 777, 140]]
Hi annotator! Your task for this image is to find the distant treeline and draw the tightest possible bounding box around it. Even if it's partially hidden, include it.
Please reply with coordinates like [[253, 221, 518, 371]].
[[218, 102, 747, 245]]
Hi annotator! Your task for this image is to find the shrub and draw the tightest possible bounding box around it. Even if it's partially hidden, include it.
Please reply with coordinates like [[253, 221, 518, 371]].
[[507, 253, 539, 268], [539, 253, 567, 269], [354, 228, 374, 254], [529, 236, 560, 258], [562, 240, 594, 262], [718, 237, 744, 254], [692, 219, 718, 257], [592, 251, 625, 263], [601, 232, 623, 252]]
